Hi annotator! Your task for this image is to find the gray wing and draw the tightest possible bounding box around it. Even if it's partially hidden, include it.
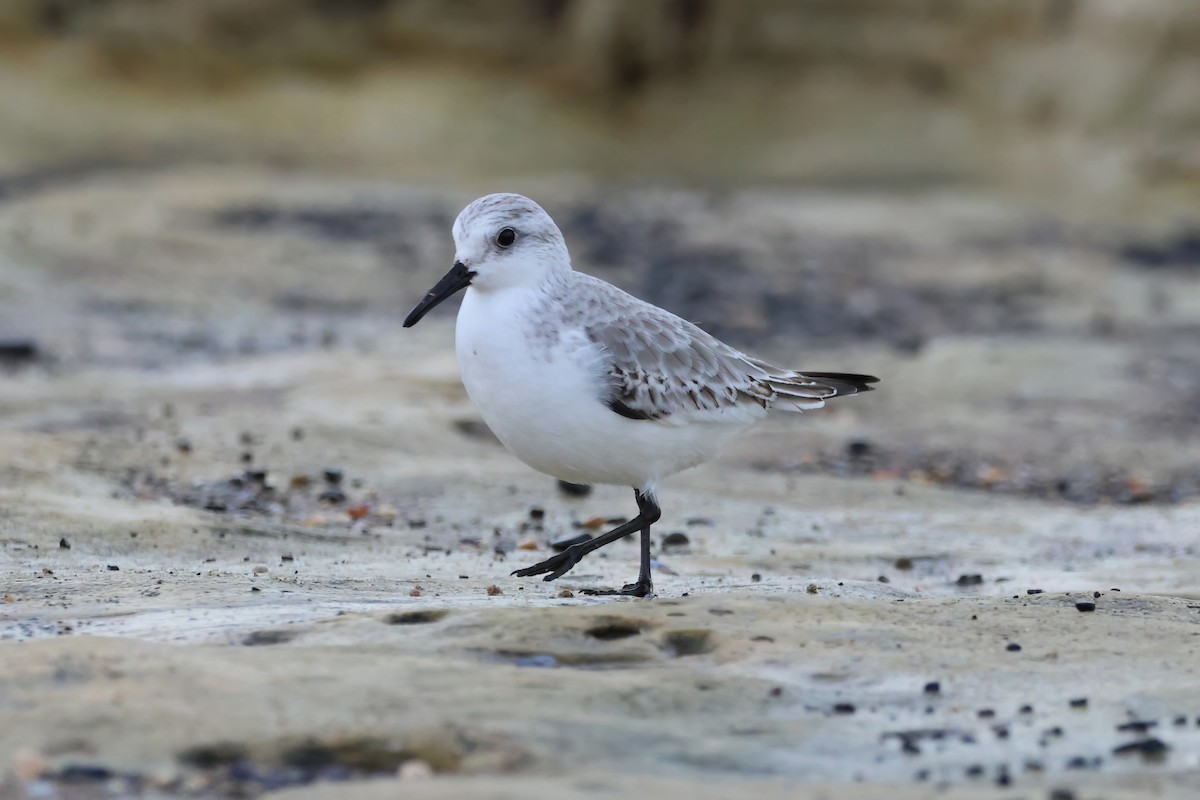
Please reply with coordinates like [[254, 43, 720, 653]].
[[577, 281, 862, 424]]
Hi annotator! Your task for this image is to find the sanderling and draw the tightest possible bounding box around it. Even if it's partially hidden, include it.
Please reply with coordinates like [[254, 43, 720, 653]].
[[404, 193, 877, 597]]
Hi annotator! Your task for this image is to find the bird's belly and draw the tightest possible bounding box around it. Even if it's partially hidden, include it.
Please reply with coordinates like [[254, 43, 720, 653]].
[[455, 293, 744, 487]]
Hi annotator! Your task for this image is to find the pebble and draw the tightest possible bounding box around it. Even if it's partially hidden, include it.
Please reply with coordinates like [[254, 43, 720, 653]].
[[323, 468, 344, 485], [956, 574, 983, 586], [517, 536, 540, 551], [486, 585, 502, 596], [1075, 601, 1096, 612], [923, 681, 940, 694], [528, 506, 545, 520], [557, 589, 574, 598], [397, 759, 434, 780], [319, 488, 346, 504], [556, 480, 592, 497], [833, 703, 856, 714], [59, 537, 70, 549], [107, 565, 119, 571], [1006, 643, 1022, 652], [1113, 738, 1169, 758], [661, 532, 690, 549], [806, 583, 819, 594], [253, 566, 268, 574], [1069, 697, 1088, 708], [1026, 588, 1043, 594]]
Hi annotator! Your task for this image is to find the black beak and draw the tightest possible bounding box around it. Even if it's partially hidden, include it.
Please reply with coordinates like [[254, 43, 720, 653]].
[[403, 261, 475, 328]]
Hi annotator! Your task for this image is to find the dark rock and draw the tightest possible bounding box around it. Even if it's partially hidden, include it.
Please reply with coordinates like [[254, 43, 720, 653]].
[[1007, 643, 1022, 652], [661, 531, 690, 549], [923, 681, 941, 694], [1075, 601, 1096, 612], [322, 468, 344, 485], [0, 339, 39, 367], [1117, 720, 1157, 733], [106, 565, 119, 571], [833, 703, 856, 714], [319, 488, 346, 504], [528, 506, 545, 520], [59, 537, 70, 549], [1069, 697, 1088, 708], [956, 573, 984, 586], [556, 480, 592, 497], [1113, 738, 1169, 758]]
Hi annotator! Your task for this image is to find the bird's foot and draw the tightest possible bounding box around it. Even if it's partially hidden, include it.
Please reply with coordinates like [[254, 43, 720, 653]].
[[581, 579, 654, 598], [511, 543, 587, 582]]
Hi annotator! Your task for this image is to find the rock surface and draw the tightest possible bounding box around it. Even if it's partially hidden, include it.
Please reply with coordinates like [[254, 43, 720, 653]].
[[1, 167, 1199, 797]]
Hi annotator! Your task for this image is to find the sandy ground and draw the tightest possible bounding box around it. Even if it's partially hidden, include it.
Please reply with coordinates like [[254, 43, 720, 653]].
[[1, 166, 1199, 798]]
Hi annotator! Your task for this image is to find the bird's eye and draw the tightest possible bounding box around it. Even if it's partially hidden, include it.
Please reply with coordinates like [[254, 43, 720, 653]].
[[496, 227, 517, 248]]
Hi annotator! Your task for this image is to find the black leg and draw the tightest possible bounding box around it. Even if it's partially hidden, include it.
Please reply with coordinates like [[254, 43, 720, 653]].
[[512, 489, 660, 595]]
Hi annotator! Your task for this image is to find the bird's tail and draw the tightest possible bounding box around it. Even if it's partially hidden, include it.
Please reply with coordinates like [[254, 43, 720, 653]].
[[748, 361, 879, 413]]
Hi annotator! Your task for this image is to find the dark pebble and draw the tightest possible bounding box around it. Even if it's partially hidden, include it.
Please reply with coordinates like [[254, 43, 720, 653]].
[[57, 764, 113, 782], [923, 681, 940, 694], [977, 708, 995, 719], [1173, 715, 1187, 726], [1116, 720, 1157, 733], [1093, 591, 1102, 598], [956, 574, 983, 586], [833, 703, 856, 714], [751, 573, 762, 582], [894, 557, 913, 570], [176, 438, 193, 454], [1019, 704, 1034, 714], [1075, 601, 1096, 612], [965, 764, 984, 778], [993, 725, 1010, 739], [684, 516, 714, 526], [250, 586, 261, 592], [1049, 790, 1076, 800], [878, 575, 890, 583], [661, 531, 690, 548], [1069, 697, 1088, 708], [1113, 738, 1169, 758], [59, 537, 70, 549], [995, 766, 1011, 787], [322, 468, 344, 485], [106, 565, 119, 571], [1007, 643, 1022, 652], [246, 469, 268, 484], [528, 506, 545, 520], [556, 480, 592, 497], [291, 427, 305, 441], [769, 686, 783, 697], [240, 451, 253, 464], [1065, 756, 1089, 770], [1026, 588, 1043, 594], [550, 531, 592, 552], [846, 439, 873, 458], [0, 340, 39, 368], [319, 489, 346, 504]]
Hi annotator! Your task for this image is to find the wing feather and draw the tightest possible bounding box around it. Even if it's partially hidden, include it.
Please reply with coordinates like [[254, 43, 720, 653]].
[[562, 274, 876, 423]]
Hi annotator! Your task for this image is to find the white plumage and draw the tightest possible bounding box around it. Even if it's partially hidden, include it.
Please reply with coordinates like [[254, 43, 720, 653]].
[[404, 193, 877, 595]]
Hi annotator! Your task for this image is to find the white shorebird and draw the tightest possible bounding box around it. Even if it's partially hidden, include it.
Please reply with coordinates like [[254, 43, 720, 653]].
[[404, 193, 877, 596]]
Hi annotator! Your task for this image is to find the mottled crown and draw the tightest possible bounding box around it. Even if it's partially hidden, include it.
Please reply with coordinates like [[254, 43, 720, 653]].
[[452, 193, 566, 251]]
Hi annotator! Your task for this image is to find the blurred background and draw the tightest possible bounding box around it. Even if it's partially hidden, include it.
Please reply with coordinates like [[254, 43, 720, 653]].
[[1, 0, 1198, 508], [0, 0, 1198, 205]]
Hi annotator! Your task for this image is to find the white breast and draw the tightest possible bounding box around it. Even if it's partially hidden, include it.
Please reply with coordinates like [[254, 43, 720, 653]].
[[454, 285, 755, 490]]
